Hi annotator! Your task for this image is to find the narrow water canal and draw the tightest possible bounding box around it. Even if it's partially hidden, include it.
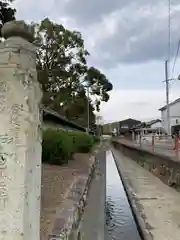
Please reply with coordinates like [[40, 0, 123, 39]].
[[106, 150, 141, 240]]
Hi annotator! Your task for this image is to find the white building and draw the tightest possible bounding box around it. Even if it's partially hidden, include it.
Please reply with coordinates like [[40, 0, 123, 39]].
[[159, 98, 180, 134]]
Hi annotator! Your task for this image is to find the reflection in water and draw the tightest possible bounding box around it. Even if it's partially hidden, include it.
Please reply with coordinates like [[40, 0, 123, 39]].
[[106, 150, 141, 240], [105, 197, 114, 225]]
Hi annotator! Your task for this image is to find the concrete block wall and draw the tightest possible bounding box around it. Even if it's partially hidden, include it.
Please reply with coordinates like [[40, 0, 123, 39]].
[[112, 140, 180, 191]]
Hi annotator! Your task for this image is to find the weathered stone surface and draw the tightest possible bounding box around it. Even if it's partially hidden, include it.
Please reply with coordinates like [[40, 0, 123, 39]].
[[1, 20, 34, 42], [0, 20, 42, 240]]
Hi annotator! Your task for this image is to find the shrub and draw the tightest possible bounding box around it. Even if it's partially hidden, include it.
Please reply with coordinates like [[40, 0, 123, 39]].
[[69, 132, 95, 153], [93, 135, 100, 143], [42, 129, 97, 165], [42, 129, 74, 165]]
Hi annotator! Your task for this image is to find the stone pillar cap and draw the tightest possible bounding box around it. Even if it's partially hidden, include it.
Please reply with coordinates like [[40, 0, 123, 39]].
[[1, 20, 34, 43]]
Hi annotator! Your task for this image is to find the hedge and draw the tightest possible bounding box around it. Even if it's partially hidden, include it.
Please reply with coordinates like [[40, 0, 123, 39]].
[[42, 129, 96, 165]]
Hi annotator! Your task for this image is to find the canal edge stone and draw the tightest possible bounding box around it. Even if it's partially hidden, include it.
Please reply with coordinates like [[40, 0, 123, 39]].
[[48, 151, 99, 240], [111, 147, 153, 240]]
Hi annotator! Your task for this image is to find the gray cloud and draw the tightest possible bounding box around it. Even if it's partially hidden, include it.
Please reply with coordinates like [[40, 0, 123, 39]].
[[63, 0, 120, 25], [85, 2, 180, 67], [12, 0, 180, 121], [13, 0, 59, 22], [14, 0, 180, 68], [63, 0, 180, 26], [60, 0, 180, 67], [96, 22, 178, 66]]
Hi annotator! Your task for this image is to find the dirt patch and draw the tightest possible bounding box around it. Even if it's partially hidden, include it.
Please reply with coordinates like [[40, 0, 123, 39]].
[[40, 153, 92, 240]]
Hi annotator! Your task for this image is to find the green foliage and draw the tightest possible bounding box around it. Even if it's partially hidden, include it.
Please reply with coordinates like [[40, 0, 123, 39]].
[[42, 129, 74, 165], [0, 1, 16, 36], [68, 131, 94, 153], [42, 129, 96, 165], [33, 18, 89, 103], [93, 135, 100, 143], [64, 89, 95, 128], [31, 18, 113, 128], [86, 67, 113, 111]]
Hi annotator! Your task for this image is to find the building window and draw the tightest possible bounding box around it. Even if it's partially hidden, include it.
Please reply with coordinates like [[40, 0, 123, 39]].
[[121, 125, 128, 129], [176, 119, 178, 124]]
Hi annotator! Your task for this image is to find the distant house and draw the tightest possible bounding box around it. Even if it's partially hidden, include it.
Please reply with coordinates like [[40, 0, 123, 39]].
[[132, 119, 164, 136], [159, 98, 180, 134], [102, 118, 141, 135], [119, 118, 141, 135], [145, 119, 162, 129], [102, 123, 112, 135], [42, 108, 87, 132]]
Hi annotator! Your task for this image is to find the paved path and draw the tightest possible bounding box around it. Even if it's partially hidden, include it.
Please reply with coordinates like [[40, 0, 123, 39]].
[[140, 142, 178, 159], [112, 147, 180, 240], [79, 149, 109, 239], [118, 138, 180, 161], [40, 153, 94, 240]]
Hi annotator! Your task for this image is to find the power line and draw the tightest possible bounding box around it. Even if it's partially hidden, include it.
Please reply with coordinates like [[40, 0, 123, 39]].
[[167, 0, 171, 61], [171, 39, 180, 78], [163, 0, 180, 135], [169, 0, 180, 82]]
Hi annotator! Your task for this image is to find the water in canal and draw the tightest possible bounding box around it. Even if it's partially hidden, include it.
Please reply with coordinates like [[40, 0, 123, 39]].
[[106, 150, 141, 240]]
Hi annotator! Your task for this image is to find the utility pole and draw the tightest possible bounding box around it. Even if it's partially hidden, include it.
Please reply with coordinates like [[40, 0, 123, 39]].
[[163, 62, 180, 136], [165, 60, 170, 135], [87, 85, 90, 132]]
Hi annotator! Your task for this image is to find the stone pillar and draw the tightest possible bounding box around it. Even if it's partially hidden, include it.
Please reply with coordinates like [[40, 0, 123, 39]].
[[0, 21, 42, 240]]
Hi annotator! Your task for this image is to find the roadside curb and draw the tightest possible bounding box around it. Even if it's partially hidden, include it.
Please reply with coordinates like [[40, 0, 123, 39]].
[[111, 147, 153, 240], [48, 150, 99, 240]]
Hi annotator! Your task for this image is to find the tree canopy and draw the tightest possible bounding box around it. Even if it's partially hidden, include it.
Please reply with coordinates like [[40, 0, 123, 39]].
[[0, 0, 16, 35], [31, 18, 112, 128], [32, 18, 112, 128], [0, 4, 111, 130]]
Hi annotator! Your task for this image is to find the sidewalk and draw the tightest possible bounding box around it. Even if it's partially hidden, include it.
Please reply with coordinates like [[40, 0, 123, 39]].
[[40, 152, 95, 240], [118, 138, 180, 161], [79, 150, 107, 240], [112, 147, 180, 240]]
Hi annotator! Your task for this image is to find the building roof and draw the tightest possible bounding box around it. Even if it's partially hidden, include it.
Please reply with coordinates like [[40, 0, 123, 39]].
[[146, 119, 161, 126], [106, 118, 141, 126], [132, 119, 161, 129], [119, 118, 141, 124], [42, 107, 87, 132], [159, 98, 180, 111]]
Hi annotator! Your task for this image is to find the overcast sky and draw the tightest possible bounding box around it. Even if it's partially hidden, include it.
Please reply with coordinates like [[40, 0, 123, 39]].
[[14, 0, 180, 123]]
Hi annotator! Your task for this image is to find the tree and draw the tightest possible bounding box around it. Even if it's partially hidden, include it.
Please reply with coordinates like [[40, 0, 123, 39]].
[[33, 19, 112, 111], [95, 115, 104, 136], [32, 18, 112, 128], [96, 115, 103, 125], [50, 87, 95, 128], [33, 18, 89, 108], [65, 90, 96, 128], [0, 1, 16, 35], [86, 67, 113, 111]]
